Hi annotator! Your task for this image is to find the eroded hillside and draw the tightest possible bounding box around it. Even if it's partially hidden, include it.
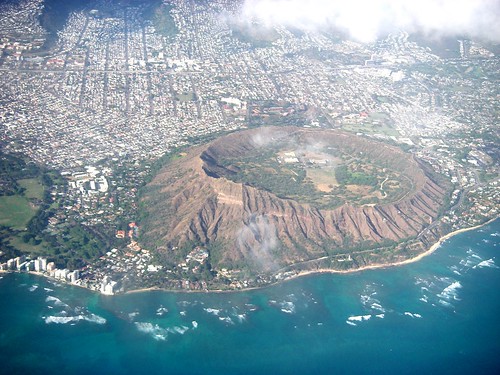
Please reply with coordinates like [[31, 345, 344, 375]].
[[139, 127, 451, 276]]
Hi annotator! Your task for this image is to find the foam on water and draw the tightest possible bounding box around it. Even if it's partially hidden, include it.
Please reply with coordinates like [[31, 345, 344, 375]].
[[360, 283, 387, 314], [279, 301, 295, 314], [437, 281, 462, 301], [269, 299, 296, 314], [204, 307, 221, 316], [29, 285, 38, 292], [474, 259, 499, 269], [156, 306, 169, 316], [135, 322, 169, 341], [135, 322, 191, 341], [192, 321, 198, 329], [438, 300, 452, 308], [404, 312, 422, 318], [173, 326, 189, 335], [245, 303, 258, 311], [219, 316, 234, 324], [45, 296, 68, 307], [128, 312, 140, 320], [348, 315, 371, 322], [235, 314, 246, 323], [346, 314, 371, 326], [45, 313, 106, 325]]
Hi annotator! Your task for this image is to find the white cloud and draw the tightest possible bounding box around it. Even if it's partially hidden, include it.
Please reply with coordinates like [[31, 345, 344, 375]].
[[237, 0, 500, 42]]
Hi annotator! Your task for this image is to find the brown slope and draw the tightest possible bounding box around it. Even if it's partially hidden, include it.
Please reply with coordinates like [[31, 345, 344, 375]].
[[139, 127, 450, 273]]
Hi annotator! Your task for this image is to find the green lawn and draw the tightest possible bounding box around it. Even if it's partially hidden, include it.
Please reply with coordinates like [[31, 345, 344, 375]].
[[8, 234, 50, 254], [18, 178, 44, 199], [0, 195, 37, 230], [175, 92, 196, 102], [342, 122, 399, 137]]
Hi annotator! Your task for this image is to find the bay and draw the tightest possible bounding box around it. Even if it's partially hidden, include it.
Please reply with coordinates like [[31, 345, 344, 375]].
[[0, 219, 499, 375]]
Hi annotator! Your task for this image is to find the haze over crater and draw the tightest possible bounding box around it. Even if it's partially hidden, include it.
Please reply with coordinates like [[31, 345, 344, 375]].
[[139, 127, 451, 276]]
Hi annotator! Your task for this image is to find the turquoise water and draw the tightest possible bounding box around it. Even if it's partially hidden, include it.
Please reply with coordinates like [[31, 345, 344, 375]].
[[1, 220, 499, 375]]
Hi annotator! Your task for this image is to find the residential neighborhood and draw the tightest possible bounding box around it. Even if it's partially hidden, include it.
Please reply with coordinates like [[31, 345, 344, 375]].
[[0, 0, 498, 293]]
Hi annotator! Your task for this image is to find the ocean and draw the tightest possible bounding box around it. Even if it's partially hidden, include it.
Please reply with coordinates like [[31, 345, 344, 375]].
[[0, 219, 499, 375]]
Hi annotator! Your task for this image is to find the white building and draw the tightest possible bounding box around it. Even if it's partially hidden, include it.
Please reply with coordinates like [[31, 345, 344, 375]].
[[67, 270, 80, 283], [54, 269, 70, 280], [100, 276, 117, 295]]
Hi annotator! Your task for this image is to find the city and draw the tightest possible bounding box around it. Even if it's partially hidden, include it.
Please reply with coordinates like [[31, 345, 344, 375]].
[[0, 0, 498, 293]]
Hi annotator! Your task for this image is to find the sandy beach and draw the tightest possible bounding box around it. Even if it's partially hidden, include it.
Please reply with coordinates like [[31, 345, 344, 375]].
[[3, 217, 497, 295], [121, 217, 498, 294], [292, 217, 499, 279]]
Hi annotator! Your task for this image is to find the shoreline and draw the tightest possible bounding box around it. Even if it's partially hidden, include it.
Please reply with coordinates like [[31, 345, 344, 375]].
[[122, 216, 498, 294], [291, 217, 499, 279], [3, 217, 497, 295]]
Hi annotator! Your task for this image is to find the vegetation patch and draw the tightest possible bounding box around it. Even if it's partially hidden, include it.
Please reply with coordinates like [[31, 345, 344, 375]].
[[0, 195, 37, 230], [217, 132, 412, 208]]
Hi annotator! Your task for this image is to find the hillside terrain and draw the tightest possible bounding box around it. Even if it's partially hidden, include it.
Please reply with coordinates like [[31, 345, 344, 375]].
[[139, 127, 451, 277]]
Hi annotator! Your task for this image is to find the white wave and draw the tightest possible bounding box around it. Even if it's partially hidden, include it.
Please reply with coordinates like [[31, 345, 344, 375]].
[[173, 326, 189, 335], [437, 281, 462, 301], [128, 312, 140, 320], [135, 322, 168, 341], [346, 320, 357, 326], [438, 299, 452, 307], [415, 277, 434, 289], [192, 321, 198, 329], [204, 308, 221, 316], [474, 259, 499, 269], [375, 314, 385, 319], [272, 300, 296, 314], [491, 232, 499, 237], [235, 313, 247, 323], [459, 258, 477, 268], [245, 303, 258, 311], [449, 265, 462, 276], [180, 311, 187, 316], [370, 302, 386, 313], [404, 312, 422, 318], [360, 294, 371, 304], [45, 296, 68, 307], [44, 287, 53, 292], [419, 295, 428, 303], [156, 307, 169, 316], [219, 316, 234, 324], [45, 313, 106, 325], [348, 315, 371, 322], [45, 316, 75, 324], [85, 314, 107, 324], [29, 285, 39, 292]]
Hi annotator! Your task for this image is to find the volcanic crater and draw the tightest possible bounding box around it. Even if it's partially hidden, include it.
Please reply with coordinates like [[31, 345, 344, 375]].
[[139, 127, 450, 274]]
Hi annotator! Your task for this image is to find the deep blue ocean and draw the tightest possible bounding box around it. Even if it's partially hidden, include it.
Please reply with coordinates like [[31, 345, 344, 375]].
[[1, 219, 499, 375]]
